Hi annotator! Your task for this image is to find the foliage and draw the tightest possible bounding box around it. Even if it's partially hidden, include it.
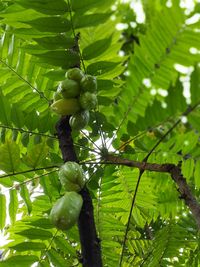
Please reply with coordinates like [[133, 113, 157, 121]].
[[0, 0, 200, 266]]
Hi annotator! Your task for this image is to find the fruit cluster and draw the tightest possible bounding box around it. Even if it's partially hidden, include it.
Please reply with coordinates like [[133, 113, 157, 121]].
[[50, 162, 85, 230], [51, 68, 98, 131]]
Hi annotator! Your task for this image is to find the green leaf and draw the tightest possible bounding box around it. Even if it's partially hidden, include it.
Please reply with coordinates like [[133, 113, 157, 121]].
[[19, 184, 32, 214], [47, 248, 69, 266], [0, 91, 11, 126], [28, 218, 54, 229], [0, 255, 38, 267], [24, 141, 49, 168], [24, 17, 71, 33], [0, 194, 6, 230], [16, 0, 69, 15], [87, 61, 120, 76], [82, 36, 112, 60], [34, 35, 74, 50], [74, 13, 112, 29], [0, 140, 21, 172], [16, 228, 53, 240], [71, 0, 115, 12], [190, 65, 200, 105], [9, 189, 18, 224], [33, 50, 80, 69], [182, 159, 195, 181], [54, 236, 77, 256], [194, 160, 200, 189], [9, 241, 46, 251]]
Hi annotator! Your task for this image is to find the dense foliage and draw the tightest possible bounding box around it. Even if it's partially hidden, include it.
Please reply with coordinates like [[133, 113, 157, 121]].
[[0, 0, 200, 266]]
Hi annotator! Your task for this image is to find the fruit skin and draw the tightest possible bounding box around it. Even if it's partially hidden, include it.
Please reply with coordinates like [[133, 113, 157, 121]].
[[66, 68, 84, 82], [69, 110, 90, 131], [80, 75, 97, 93], [79, 92, 98, 110], [59, 161, 85, 192], [51, 98, 81, 115], [50, 192, 83, 230], [60, 79, 80, 98]]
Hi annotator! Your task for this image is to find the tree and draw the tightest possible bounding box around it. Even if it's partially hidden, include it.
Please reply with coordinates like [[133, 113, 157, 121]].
[[0, 0, 200, 266]]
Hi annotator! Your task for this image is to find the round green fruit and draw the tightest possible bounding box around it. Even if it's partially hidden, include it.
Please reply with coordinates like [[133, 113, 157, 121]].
[[59, 161, 85, 191], [51, 98, 81, 116], [50, 192, 83, 230], [66, 68, 84, 82], [69, 110, 90, 131], [79, 92, 98, 110], [61, 79, 80, 98], [80, 75, 97, 92]]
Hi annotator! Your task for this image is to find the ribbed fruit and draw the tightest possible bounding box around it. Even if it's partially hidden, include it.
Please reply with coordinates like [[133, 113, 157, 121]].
[[50, 192, 83, 230], [51, 98, 81, 115]]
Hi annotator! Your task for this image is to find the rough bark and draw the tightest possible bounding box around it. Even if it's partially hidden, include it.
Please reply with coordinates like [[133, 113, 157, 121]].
[[56, 116, 102, 267]]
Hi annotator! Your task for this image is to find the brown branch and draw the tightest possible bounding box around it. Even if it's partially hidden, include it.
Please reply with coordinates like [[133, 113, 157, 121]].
[[106, 154, 200, 229], [56, 116, 102, 267]]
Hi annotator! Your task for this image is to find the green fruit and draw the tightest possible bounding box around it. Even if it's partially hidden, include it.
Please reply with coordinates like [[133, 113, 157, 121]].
[[61, 79, 80, 98], [53, 91, 62, 101], [59, 161, 85, 191], [50, 192, 83, 230], [79, 92, 98, 110], [51, 98, 81, 115], [80, 75, 97, 92], [66, 68, 84, 82], [69, 110, 90, 131]]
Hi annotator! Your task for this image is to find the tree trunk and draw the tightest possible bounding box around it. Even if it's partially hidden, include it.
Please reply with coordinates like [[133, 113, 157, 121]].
[[56, 116, 102, 267]]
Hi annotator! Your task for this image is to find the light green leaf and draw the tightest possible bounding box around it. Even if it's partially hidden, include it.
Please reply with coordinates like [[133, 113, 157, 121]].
[[16, 228, 52, 240], [9, 189, 18, 224], [0, 194, 6, 230], [19, 184, 32, 214], [194, 160, 200, 189], [74, 13, 112, 29], [9, 241, 46, 251], [0, 140, 21, 172], [47, 248, 69, 266], [24, 141, 49, 168], [82, 36, 112, 60], [0, 255, 38, 267], [182, 158, 195, 181], [0, 91, 11, 126]]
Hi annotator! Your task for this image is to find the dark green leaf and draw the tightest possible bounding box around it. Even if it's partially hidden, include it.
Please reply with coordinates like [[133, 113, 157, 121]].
[[16, 0, 69, 15], [82, 36, 112, 60], [24, 17, 71, 33]]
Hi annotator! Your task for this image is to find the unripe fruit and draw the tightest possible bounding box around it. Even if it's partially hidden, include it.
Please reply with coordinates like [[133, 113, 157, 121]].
[[69, 110, 90, 131], [59, 161, 85, 192], [51, 98, 81, 115], [50, 192, 83, 230], [79, 92, 98, 110], [66, 68, 84, 82], [60, 79, 80, 98], [80, 75, 97, 93]]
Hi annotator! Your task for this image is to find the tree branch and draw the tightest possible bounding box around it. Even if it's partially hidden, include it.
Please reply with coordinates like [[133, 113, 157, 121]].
[[106, 154, 200, 229], [56, 116, 102, 267]]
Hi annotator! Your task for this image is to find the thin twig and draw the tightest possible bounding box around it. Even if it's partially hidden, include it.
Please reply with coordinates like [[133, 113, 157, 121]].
[[0, 165, 59, 179]]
